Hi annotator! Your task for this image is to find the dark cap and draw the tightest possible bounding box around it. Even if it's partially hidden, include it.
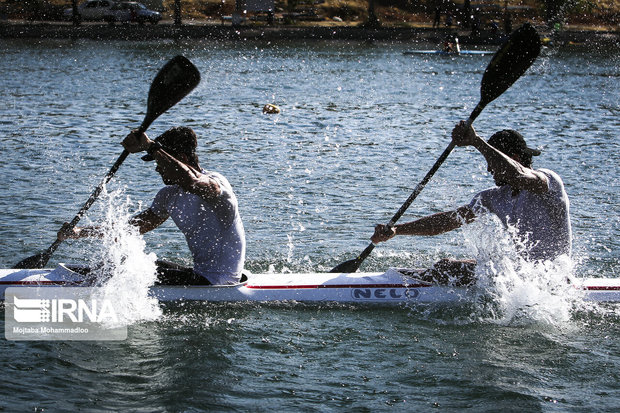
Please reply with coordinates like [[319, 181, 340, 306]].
[[487, 130, 541, 158], [142, 126, 198, 162]]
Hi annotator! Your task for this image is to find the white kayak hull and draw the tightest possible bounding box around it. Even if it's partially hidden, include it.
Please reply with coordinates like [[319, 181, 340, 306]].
[[1, 264, 619, 304]]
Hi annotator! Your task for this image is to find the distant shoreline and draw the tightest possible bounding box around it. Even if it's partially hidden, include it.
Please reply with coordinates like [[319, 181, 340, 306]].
[[1, 20, 619, 46]]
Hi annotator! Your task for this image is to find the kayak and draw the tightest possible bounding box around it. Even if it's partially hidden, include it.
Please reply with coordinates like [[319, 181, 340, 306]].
[[403, 50, 493, 56], [1, 264, 619, 304]]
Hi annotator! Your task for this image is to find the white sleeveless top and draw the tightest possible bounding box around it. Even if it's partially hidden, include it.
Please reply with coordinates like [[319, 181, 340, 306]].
[[468, 168, 571, 261], [150, 171, 246, 284]]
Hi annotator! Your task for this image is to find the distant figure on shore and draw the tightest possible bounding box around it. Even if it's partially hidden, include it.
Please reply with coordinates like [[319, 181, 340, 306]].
[[433, 7, 441, 28], [471, 10, 481, 37], [445, 11, 453, 28], [462, 0, 471, 28], [504, 13, 512, 34]]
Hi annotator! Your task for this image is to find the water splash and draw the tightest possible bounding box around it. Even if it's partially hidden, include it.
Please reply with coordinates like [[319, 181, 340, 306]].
[[461, 215, 582, 327], [91, 187, 162, 328], [286, 233, 295, 264]]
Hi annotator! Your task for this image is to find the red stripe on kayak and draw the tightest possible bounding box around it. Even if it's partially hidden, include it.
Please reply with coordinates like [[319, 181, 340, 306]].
[[0, 281, 427, 288], [584, 285, 620, 291], [245, 283, 430, 290], [0, 281, 80, 285]]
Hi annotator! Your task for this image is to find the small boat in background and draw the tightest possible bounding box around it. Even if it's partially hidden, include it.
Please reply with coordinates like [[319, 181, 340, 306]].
[[403, 50, 493, 56], [404, 34, 493, 56]]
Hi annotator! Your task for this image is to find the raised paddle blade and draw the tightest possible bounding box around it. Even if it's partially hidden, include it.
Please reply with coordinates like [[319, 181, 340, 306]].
[[471, 23, 541, 121], [140, 55, 201, 132], [329, 23, 541, 274]]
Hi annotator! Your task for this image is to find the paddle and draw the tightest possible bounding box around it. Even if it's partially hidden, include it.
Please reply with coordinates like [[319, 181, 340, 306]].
[[330, 23, 541, 273], [14, 55, 201, 269]]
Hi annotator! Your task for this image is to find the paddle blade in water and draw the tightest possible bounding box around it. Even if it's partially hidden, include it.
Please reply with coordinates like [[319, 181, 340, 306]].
[[141, 55, 201, 131], [329, 243, 376, 273], [330, 257, 363, 273], [479, 23, 541, 109], [13, 249, 52, 269]]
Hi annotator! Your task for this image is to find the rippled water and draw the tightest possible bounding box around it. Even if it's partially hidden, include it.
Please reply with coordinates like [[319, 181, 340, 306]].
[[0, 38, 619, 411]]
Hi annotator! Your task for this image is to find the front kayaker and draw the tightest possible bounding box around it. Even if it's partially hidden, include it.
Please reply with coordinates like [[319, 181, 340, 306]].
[[371, 121, 572, 285], [58, 126, 246, 285]]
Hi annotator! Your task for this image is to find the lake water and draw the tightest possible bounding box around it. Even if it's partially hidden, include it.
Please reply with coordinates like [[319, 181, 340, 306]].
[[0, 37, 619, 411]]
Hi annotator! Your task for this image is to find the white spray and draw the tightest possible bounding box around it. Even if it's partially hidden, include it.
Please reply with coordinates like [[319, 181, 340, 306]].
[[91, 186, 162, 327], [462, 215, 582, 326]]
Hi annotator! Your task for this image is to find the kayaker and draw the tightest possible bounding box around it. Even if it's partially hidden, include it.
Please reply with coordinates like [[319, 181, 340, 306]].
[[442, 34, 460, 54], [58, 126, 246, 285], [371, 121, 572, 285]]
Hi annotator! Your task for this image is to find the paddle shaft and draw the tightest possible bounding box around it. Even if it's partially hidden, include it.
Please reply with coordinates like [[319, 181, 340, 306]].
[[12, 55, 201, 270], [343, 103, 485, 269], [37, 122, 149, 263], [43, 150, 131, 259], [24, 123, 148, 267], [60, 125, 152, 230]]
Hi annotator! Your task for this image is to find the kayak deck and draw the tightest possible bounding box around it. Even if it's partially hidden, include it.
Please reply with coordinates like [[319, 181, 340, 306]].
[[1, 264, 619, 303]]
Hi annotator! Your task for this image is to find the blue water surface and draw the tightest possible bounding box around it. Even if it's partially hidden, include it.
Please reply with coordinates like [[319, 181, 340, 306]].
[[0, 38, 619, 411]]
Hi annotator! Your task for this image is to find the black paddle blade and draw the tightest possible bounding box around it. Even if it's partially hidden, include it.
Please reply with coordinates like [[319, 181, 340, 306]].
[[141, 55, 201, 131], [330, 257, 363, 273], [479, 23, 541, 109], [330, 243, 375, 273], [13, 250, 51, 269]]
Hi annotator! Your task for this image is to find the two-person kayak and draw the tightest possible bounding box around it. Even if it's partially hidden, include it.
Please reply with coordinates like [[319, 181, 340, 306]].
[[1, 264, 619, 304]]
